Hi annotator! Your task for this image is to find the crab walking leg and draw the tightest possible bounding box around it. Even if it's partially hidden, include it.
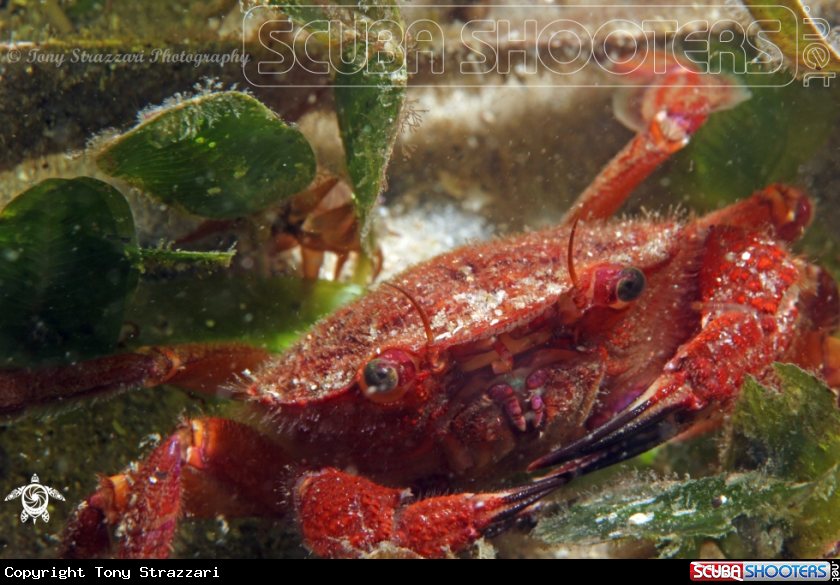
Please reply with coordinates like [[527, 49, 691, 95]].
[[295, 468, 569, 559], [563, 112, 694, 224], [562, 63, 749, 225], [61, 418, 292, 559], [0, 344, 270, 419]]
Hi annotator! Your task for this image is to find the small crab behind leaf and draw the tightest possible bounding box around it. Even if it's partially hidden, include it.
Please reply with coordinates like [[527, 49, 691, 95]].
[[177, 172, 382, 281]]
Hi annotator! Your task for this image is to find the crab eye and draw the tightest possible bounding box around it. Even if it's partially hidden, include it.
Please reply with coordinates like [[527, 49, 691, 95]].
[[364, 360, 399, 392], [359, 349, 417, 403], [615, 267, 646, 303]]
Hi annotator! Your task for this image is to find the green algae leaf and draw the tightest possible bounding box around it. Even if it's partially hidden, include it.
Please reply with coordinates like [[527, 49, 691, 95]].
[[271, 0, 407, 248], [0, 178, 139, 367], [335, 55, 406, 244], [669, 75, 838, 211], [534, 471, 816, 557], [333, 3, 407, 246], [96, 91, 316, 219], [125, 272, 363, 353], [728, 364, 840, 557], [742, 1, 840, 76]]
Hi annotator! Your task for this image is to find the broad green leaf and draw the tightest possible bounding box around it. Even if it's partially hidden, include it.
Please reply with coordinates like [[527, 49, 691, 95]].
[[125, 272, 363, 353], [668, 74, 838, 210], [96, 91, 317, 219], [272, 0, 406, 248], [0, 177, 139, 367], [743, 1, 840, 75]]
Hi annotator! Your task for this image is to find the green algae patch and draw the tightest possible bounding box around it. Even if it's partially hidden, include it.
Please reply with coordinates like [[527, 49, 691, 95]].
[[536, 364, 840, 558], [535, 470, 816, 558], [96, 91, 316, 219], [125, 272, 363, 353], [728, 364, 840, 558], [668, 74, 838, 211], [0, 177, 139, 366]]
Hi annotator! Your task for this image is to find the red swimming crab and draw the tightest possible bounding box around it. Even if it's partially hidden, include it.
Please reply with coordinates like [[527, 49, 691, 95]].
[[2, 56, 839, 559]]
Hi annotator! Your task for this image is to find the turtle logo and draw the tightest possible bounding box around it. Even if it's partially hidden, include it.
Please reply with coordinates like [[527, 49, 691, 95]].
[[5, 474, 65, 524]]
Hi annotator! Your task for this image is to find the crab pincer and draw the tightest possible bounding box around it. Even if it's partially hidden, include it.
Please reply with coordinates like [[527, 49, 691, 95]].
[[295, 468, 571, 558], [531, 184, 839, 478]]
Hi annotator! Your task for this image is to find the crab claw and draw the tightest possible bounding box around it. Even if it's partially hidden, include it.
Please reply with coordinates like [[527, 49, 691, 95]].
[[529, 314, 764, 476], [61, 435, 183, 559], [60, 418, 293, 559], [295, 468, 572, 558], [534, 187, 832, 476]]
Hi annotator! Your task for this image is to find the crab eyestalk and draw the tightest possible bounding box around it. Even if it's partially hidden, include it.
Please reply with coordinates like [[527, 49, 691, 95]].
[[383, 282, 446, 372]]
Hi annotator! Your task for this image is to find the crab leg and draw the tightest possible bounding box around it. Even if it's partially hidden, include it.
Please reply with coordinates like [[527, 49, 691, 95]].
[[61, 418, 292, 559], [0, 344, 270, 420], [564, 112, 692, 224], [295, 468, 571, 559], [61, 415, 573, 559], [699, 184, 813, 243], [562, 54, 750, 225]]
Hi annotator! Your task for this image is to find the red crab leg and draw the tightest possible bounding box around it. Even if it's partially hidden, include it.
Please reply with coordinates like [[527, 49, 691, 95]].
[[174, 218, 238, 247], [300, 247, 326, 279], [62, 419, 572, 559], [0, 344, 270, 420], [699, 184, 813, 243], [61, 417, 292, 559], [562, 54, 749, 225], [711, 185, 840, 389], [295, 467, 571, 559]]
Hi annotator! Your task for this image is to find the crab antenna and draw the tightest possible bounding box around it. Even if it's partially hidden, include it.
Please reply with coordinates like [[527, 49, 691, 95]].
[[568, 208, 582, 290], [384, 282, 436, 349]]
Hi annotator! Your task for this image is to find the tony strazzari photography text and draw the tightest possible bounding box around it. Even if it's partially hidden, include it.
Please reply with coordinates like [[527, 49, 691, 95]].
[[21, 48, 249, 68]]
